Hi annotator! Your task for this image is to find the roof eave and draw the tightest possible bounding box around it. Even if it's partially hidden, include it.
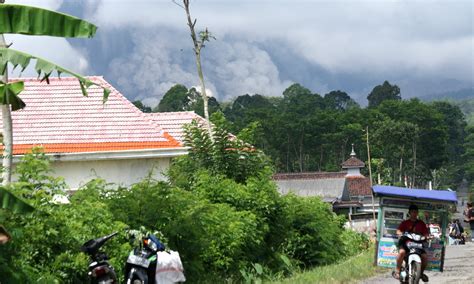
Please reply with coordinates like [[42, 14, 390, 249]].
[[12, 147, 189, 163]]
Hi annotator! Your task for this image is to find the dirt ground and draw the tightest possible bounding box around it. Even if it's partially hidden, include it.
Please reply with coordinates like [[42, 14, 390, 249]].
[[360, 241, 474, 284]]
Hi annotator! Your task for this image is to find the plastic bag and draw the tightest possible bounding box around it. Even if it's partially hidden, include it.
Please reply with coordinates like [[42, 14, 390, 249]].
[[155, 250, 186, 284]]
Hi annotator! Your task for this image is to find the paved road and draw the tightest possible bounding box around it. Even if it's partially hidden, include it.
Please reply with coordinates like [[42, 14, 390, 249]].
[[361, 237, 474, 283]]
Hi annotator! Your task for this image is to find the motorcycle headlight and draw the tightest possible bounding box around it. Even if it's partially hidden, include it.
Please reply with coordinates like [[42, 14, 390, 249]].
[[148, 238, 158, 251]]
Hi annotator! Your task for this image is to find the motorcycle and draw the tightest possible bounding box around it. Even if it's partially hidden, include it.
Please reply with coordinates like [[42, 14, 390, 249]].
[[81, 232, 119, 284], [398, 232, 427, 284], [125, 233, 165, 284]]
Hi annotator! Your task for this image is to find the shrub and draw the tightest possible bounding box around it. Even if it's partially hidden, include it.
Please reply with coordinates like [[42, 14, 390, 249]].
[[279, 194, 346, 266], [0, 121, 371, 282], [2, 184, 129, 282]]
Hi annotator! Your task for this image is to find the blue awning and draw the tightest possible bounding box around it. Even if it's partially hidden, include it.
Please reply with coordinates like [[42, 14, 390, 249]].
[[372, 185, 457, 203]]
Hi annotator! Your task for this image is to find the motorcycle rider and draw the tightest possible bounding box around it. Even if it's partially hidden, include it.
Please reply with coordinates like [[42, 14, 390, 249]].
[[393, 204, 429, 282]]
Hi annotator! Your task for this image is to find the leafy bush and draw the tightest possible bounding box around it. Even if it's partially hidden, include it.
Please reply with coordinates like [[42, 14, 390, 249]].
[[340, 229, 370, 257], [14, 146, 66, 193], [2, 183, 130, 283], [279, 194, 346, 266], [0, 120, 370, 282], [0, 150, 130, 283]]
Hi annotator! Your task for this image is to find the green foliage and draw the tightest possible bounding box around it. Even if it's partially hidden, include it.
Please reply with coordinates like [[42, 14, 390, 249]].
[[367, 80, 401, 108], [5, 185, 129, 282], [163, 118, 369, 281], [464, 125, 474, 183], [1, 117, 370, 283], [0, 151, 129, 283], [324, 90, 359, 111], [14, 146, 66, 192], [132, 100, 152, 113], [0, 4, 97, 38], [456, 98, 474, 126], [0, 47, 110, 101], [340, 229, 369, 257], [219, 84, 466, 187], [0, 81, 25, 111], [270, 245, 387, 284], [101, 176, 262, 281], [188, 87, 221, 117], [155, 84, 190, 112], [0, 187, 34, 214], [169, 112, 272, 185], [155, 84, 221, 116], [280, 194, 345, 266]]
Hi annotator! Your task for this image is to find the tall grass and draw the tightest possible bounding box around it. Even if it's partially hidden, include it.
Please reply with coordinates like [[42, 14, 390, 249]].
[[268, 246, 389, 284]]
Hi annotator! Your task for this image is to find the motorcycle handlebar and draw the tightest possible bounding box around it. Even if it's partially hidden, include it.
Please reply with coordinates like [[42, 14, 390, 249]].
[[80, 231, 119, 255]]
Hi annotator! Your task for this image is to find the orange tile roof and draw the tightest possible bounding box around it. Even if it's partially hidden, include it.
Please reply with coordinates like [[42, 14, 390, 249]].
[[0, 76, 181, 154], [148, 111, 205, 145]]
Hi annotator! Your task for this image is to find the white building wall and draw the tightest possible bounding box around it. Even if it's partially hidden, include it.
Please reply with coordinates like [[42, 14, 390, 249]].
[[14, 157, 171, 189], [346, 168, 361, 176]]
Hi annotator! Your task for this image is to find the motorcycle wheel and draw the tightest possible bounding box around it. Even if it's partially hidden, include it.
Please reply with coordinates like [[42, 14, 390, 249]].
[[409, 261, 421, 284]]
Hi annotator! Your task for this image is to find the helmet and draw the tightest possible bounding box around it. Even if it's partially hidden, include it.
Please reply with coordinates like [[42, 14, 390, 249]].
[[408, 204, 419, 212]]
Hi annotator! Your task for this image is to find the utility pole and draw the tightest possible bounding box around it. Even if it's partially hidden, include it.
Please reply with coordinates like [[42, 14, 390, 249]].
[[366, 126, 378, 266], [366, 126, 376, 221]]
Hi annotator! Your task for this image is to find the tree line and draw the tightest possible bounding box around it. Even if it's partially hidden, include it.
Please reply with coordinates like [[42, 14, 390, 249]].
[[134, 80, 473, 190]]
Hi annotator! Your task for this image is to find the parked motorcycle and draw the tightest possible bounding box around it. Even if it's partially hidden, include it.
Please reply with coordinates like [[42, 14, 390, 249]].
[[398, 232, 427, 284], [81, 232, 119, 284], [125, 233, 165, 284]]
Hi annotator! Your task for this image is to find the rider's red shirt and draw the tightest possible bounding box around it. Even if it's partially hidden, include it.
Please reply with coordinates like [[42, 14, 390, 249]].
[[398, 219, 429, 236]]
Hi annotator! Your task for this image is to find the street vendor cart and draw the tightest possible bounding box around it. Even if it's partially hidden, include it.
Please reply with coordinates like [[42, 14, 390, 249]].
[[372, 185, 457, 272]]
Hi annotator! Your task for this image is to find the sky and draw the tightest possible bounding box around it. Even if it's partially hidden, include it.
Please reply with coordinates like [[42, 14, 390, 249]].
[[5, 0, 474, 107]]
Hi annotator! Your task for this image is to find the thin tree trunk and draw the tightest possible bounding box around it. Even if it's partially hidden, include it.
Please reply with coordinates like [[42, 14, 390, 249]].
[[341, 139, 347, 163], [319, 145, 323, 171], [284, 135, 287, 172], [399, 157, 403, 183], [182, 0, 213, 140], [299, 130, 304, 172], [0, 33, 12, 186], [412, 141, 417, 187]]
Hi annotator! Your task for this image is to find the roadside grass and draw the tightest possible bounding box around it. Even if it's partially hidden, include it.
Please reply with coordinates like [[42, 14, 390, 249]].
[[268, 246, 390, 284]]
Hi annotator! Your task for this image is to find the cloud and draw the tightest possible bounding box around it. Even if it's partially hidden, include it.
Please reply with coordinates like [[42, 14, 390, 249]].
[[86, 0, 473, 82], [5, 0, 91, 78], [9, 0, 63, 10], [8, 35, 89, 78], [107, 29, 200, 108], [204, 39, 292, 100], [74, 0, 473, 105], [107, 29, 291, 107]]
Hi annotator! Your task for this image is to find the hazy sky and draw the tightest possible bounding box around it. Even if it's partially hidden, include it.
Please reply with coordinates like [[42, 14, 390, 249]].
[[6, 0, 474, 107]]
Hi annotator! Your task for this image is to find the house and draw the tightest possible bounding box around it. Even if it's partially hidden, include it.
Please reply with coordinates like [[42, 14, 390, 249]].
[[148, 111, 206, 144], [0, 76, 189, 189], [273, 145, 378, 232]]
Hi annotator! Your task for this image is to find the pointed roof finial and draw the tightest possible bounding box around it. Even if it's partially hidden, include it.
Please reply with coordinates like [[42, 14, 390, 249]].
[[350, 143, 356, 157]]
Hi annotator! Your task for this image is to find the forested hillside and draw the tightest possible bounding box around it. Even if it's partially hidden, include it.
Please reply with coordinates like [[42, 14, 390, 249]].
[[456, 99, 474, 126], [419, 88, 474, 126], [137, 81, 472, 189]]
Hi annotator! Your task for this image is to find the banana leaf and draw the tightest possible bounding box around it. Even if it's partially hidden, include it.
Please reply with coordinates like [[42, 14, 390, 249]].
[[0, 47, 110, 102], [0, 4, 96, 38], [0, 81, 25, 111], [0, 187, 33, 214]]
